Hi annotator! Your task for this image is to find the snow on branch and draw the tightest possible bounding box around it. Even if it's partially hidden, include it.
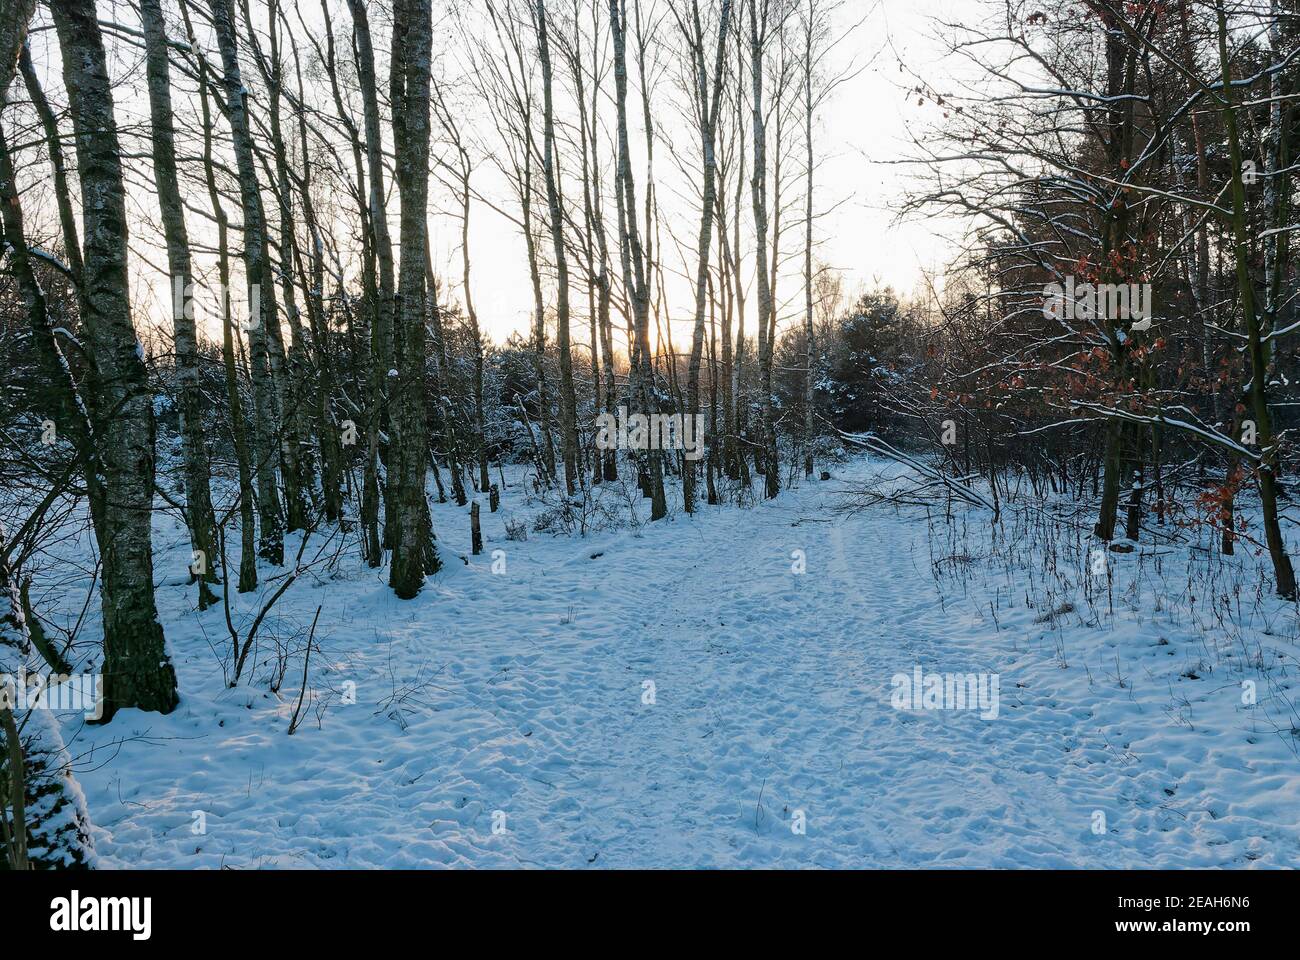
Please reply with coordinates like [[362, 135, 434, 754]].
[[836, 429, 998, 514]]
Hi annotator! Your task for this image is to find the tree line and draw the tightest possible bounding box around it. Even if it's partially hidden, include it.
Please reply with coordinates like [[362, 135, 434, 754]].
[[0, 0, 852, 735]]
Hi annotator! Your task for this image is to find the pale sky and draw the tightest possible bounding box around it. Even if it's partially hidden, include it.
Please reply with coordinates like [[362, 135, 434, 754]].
[[455, 0, 984, 345], [15, 0, 987, 351]]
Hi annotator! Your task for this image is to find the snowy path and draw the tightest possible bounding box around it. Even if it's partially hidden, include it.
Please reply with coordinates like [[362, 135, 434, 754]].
[[66, 461, 1300, 868]]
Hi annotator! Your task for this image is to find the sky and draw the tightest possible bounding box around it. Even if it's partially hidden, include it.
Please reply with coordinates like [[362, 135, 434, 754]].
[[458, 0, 986, 345], [13, 0, 988, 350]]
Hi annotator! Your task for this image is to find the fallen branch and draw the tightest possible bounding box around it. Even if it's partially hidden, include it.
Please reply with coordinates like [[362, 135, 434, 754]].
[[836, 429, 999, 515]]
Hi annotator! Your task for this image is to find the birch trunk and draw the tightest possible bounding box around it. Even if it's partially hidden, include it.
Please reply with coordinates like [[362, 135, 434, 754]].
[[575, 8, 619, 483], [610, 0, 666, 520], [141, 0, 218, 610], [287, 35, 344, 523], [802, 2, 815, 480], [346, 0, 392, 561], [52, 0, 179, 718], [388, 0, 439, 598], [522, 144, 559, 485], [459, 160, 491, 496], [682, 0, 732, 514], [208, 0, 286, 565], [430, 80, 491, 498], [566, 14, 605, 486], [0, 0, 34, 104], [748, 0, 779, 499], [201, 67, 259, 593], [536, 0, 580, 497], [180, 0, 262, 593], [241, 0, 313, 532]]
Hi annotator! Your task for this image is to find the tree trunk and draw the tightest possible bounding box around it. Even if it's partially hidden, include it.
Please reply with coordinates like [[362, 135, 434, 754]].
[[583, 18, 618, 482], [346, 0, 392, 563], [1215, 0, 1296, 598], [461, 174, 492, 499], [388, 0, 439, 598], [1094, 421, 1121, 540], [286, 34, 344, 524], [187, 19, 260, 593], [208, 0, 286, 566], [431, 80, 493, 500], [802, 4, 816, 480], [52, 0, 180, 719], [241, 0, 314, 532], [0, 0, 35, 106], [141, 0, 218, 610], [522, 156, 559, 486], [536, 0, 580, 497], [683, 0, 732, 514], [748, 2, 779, 500], [610, 0, 666, 520]]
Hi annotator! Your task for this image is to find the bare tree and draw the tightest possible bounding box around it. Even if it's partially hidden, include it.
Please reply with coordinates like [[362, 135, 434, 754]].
[[208, 0, 287, 565], [431, 53, 492, 499], [51, 0, 180, 718], [347, 0, 396, 560], [141, 0, 220, 610], [610, 0, 667, 519], [480, 0, 560, 486], [672, 0, 732, 513], [241, 0, 316, 533], [182, 0, 260, 593], [747, 0, 782, 499], [1212, 0, 1295, 597], [535, 0, 581, 496], [388, 0, 440, 598]]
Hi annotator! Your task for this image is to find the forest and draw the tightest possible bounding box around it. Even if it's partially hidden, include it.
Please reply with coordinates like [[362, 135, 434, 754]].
[[1, 0, 1298, 873]]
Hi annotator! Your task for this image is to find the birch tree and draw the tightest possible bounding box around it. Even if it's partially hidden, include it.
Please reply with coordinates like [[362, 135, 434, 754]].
[[748, 0, 781, 499], [181, 0, 260, 592], [431, 73, 492, 498], [388, 0, 440, 598], [241, 0, 314, 533], [51, 0, 180, 719], [141, 0, 219, 610], [610, 0, 667, 519], [672, 0, 732, 513], [553, 0, 618, 486], [208, 0, 287, 565], [0, 18, 93, 862], [481, 0, 560, 486], [346, 0, 394, 563], [535, 0, 581, 497]]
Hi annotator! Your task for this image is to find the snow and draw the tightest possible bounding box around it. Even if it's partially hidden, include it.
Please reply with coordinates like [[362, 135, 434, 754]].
[[30, 456, 1300, 868]]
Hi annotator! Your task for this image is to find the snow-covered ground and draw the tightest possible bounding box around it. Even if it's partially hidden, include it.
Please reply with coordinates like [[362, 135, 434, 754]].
[[34, 456, 1300, 867]]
